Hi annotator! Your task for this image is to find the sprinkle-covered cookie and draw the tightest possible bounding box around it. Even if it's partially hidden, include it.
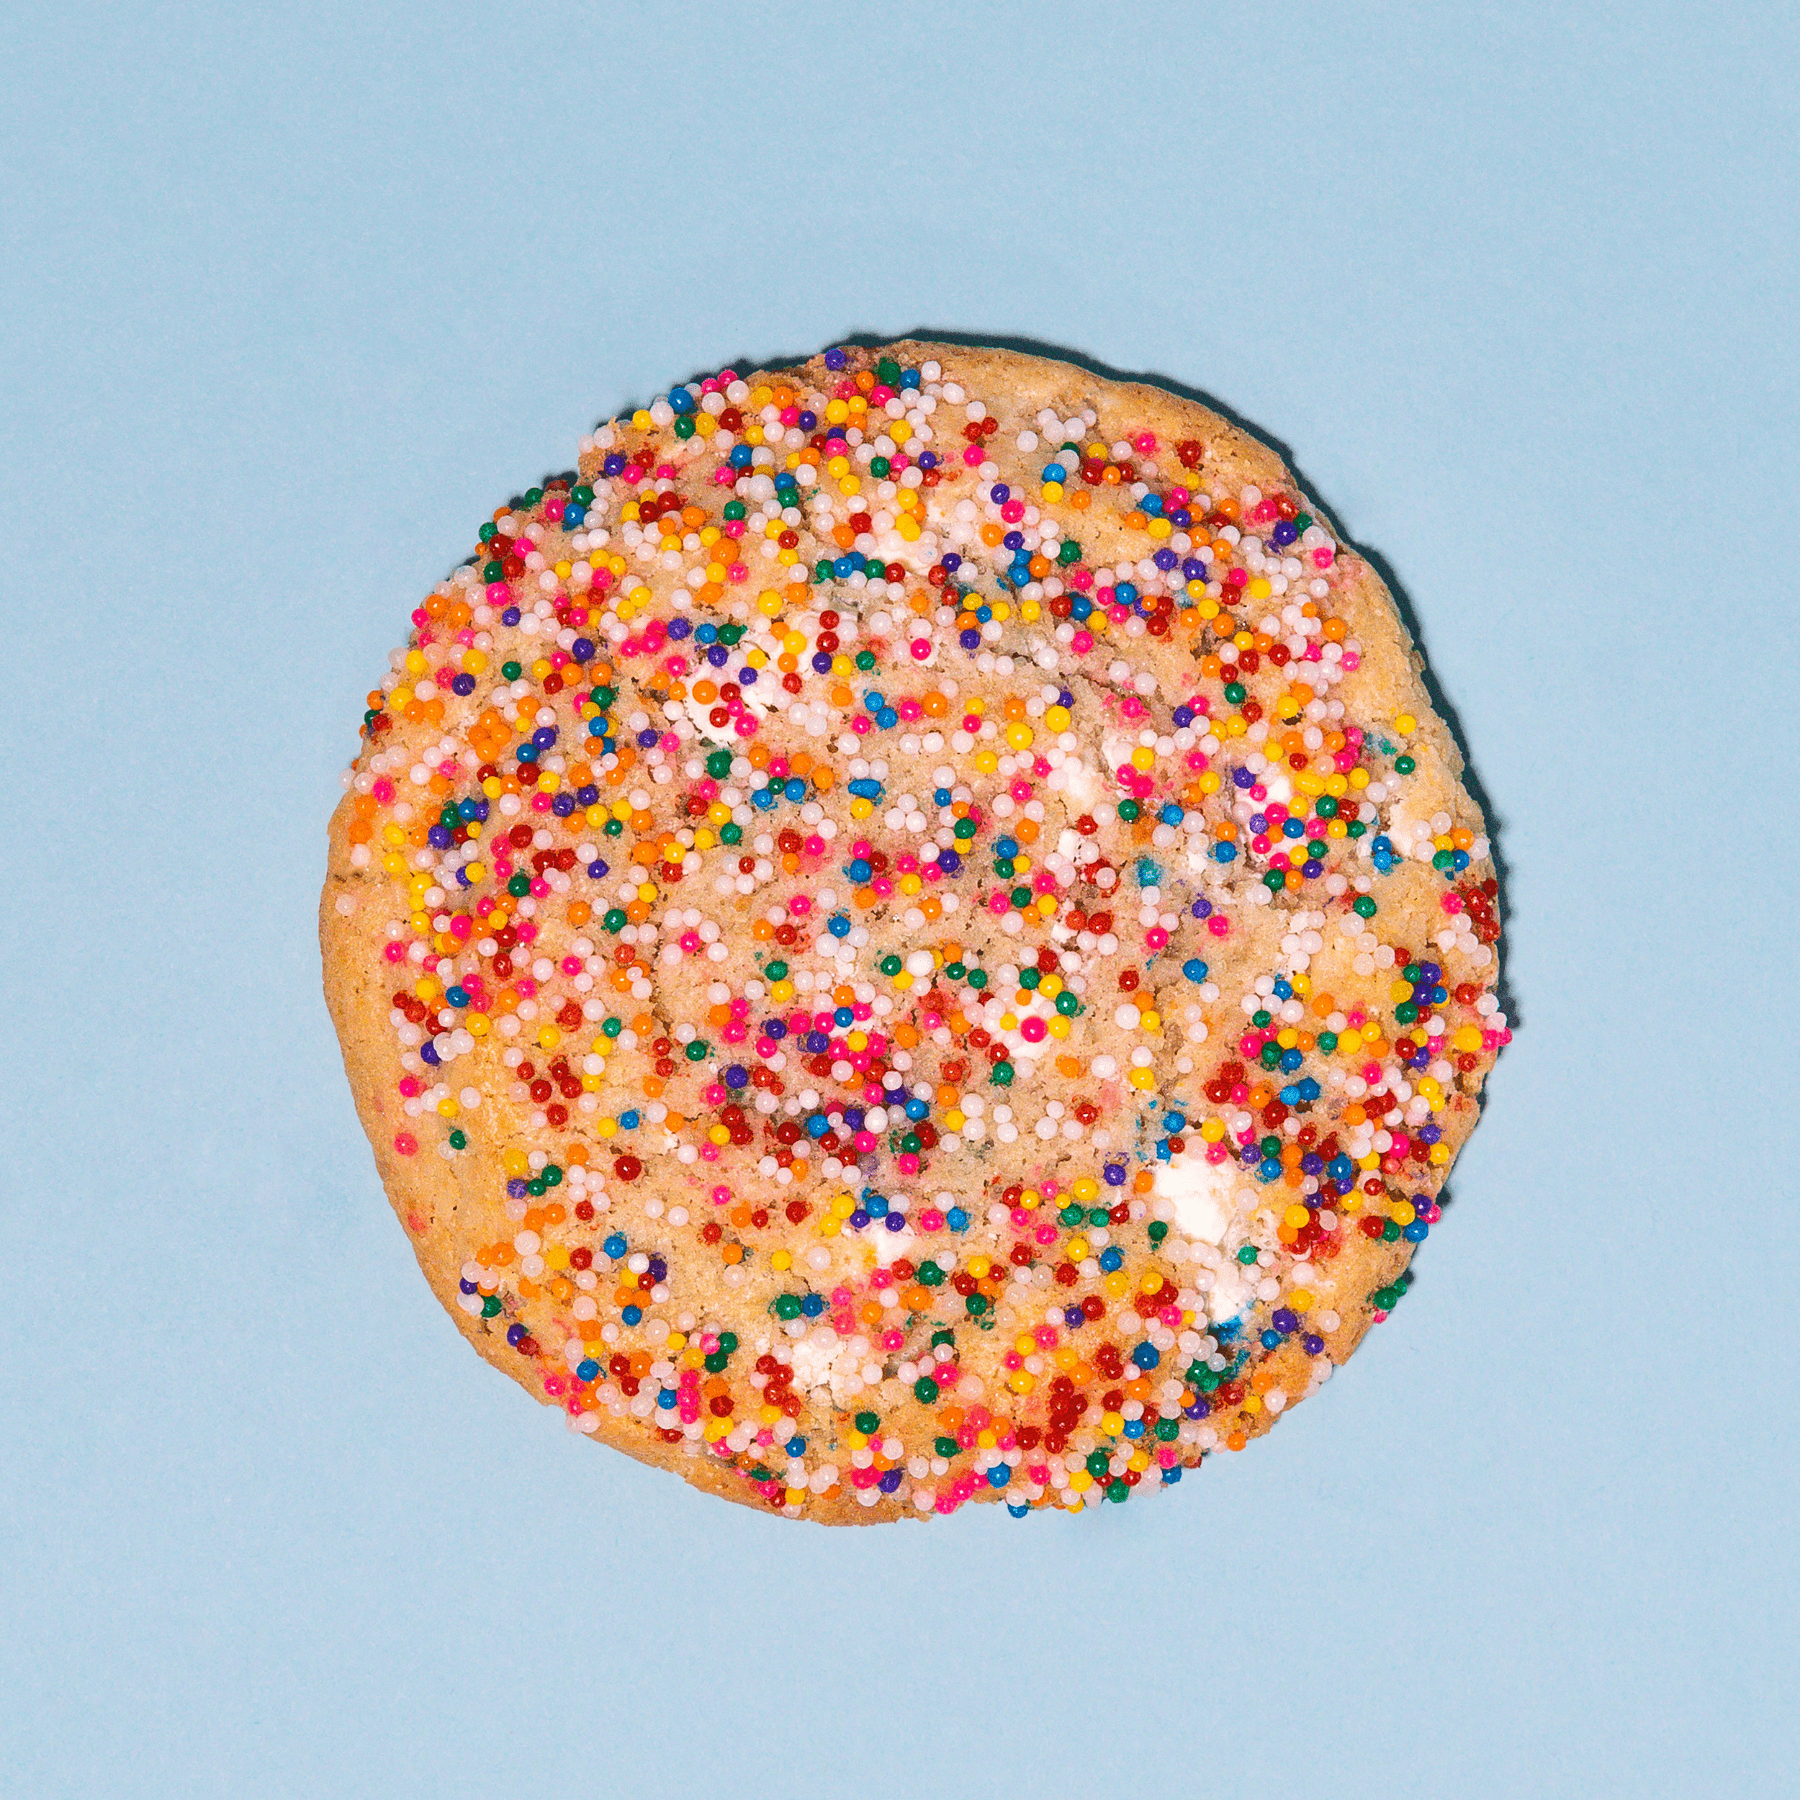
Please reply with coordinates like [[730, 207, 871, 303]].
[[321, 341, 1510, 1522]]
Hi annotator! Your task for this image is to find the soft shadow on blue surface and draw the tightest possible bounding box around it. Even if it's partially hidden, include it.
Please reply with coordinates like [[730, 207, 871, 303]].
[[3, 4, 1796, 1797]]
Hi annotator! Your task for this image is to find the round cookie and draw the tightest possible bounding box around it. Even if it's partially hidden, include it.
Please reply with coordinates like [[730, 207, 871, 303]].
[[321, 340, 1510, 1523]]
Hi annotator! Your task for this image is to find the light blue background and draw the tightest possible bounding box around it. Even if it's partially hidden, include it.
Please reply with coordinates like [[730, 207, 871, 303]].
[[5, 4, 1796, 1795]]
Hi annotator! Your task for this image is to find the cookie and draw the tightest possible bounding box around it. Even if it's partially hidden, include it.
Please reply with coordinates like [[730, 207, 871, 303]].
[[321, 340, 1510, 1522]]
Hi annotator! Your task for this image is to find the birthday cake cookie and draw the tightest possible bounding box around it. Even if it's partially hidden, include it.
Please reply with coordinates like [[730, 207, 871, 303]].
[[321, 340, 1510, 1521]]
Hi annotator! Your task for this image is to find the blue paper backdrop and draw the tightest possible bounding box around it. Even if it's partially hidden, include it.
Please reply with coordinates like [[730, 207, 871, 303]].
[[4, 4, 1796, 1796]]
